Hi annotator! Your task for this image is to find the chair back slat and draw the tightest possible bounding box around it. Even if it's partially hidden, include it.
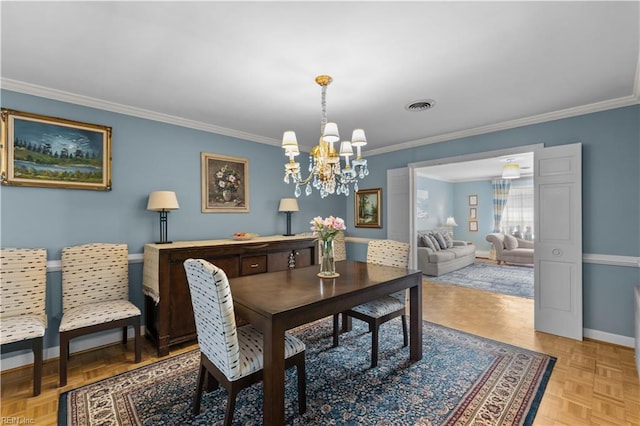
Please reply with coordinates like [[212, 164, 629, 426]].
[[367, 240, 409, 268], [183, 258, 240, 380], [333, 231, 347, 262], [61, 243, 129, 311], [0, 248, 47, 322]]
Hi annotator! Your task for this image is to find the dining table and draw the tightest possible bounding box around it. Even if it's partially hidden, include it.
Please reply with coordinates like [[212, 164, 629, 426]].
[[229, 259, 423, 425]]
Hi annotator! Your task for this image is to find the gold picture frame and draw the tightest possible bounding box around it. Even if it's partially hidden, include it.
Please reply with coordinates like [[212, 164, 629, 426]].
[[201, 152, 249, 213], [1, 109, 112, 190], [355, 188, 382, 228], [468, 194, 478, 206], [469, 220, 478, 232]]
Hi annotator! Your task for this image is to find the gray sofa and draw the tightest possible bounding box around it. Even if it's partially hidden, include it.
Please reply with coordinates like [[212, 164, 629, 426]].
[[485, 232, 534, 265], [417, 229, 476, 276]]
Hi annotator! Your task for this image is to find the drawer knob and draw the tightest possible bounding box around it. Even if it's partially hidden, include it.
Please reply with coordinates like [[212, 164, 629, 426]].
[[251, 263, 260, 268]]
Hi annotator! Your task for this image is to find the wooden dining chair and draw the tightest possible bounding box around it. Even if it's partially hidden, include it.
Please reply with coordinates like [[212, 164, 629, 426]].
[[58, 243, 141, 387], [183, 258, 306, 425], [0, 248, 47, 396], [333, 239, 410, 368]]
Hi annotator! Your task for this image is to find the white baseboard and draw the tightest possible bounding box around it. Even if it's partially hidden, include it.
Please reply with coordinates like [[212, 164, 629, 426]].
[[583, 327, 635, 348], [0, 326, 146, 372]]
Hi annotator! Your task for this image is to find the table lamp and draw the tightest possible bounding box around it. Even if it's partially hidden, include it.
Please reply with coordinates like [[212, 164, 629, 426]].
[[147, 191, 179, 244], [444, 216, 458, 239], [278, 198, 299, 236]]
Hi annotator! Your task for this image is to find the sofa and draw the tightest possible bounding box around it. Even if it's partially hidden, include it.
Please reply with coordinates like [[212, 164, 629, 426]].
[[485, 232, 534, 265], [417, 229, 476, 276]]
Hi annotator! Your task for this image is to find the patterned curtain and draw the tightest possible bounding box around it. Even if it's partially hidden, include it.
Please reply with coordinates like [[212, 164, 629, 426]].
[[491, 179, 511, 232]]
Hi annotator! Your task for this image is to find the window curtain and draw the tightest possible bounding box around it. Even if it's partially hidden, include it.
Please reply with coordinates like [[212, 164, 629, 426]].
[[491, 179, 511, 232], [501, 186, 534, 239]]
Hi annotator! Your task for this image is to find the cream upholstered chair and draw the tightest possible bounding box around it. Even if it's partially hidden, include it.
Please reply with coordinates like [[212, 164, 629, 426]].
[[333, 239, 410, 368], [184, 258, 306, 425], [59, 243, 141, 386], [0, 248, 47, 396]]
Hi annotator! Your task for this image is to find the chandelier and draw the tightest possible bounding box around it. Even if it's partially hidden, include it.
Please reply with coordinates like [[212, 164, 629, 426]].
[[282, 75, 369, 198]]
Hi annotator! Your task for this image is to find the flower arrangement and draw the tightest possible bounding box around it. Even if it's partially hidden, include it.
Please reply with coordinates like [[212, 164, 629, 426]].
[[310, 216, 346, 242], [215, 164, 241, 193]]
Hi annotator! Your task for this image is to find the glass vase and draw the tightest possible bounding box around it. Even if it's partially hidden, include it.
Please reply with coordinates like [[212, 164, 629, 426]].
[[319, 239, 337, 277]]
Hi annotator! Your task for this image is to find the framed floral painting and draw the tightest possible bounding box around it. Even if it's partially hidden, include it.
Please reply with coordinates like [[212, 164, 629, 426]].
[[201, 152, 249, 212]]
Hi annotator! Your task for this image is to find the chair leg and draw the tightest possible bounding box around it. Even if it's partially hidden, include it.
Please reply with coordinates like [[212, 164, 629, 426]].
[[133, 318, 141, 363], [297, 355, 307, 414], [32, 337, 43, 396], [401, 314, 408, 347], [59, 332, 69, 387], [224, 385, 239, 426], [122, 326, 127, 344], [332, 314, 340, 347], [370, 322, 379, 368], [192, 364, 206, 415]]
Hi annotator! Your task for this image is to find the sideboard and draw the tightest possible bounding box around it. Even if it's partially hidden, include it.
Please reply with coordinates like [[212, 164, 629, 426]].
[[143, 235, 317, 356]]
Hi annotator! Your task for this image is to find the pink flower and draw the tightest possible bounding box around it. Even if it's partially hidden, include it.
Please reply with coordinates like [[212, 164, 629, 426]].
[[310, 215, 346, 241]]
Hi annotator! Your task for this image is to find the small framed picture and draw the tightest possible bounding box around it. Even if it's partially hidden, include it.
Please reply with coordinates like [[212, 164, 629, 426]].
[[469, 207, 477, 219], [355, 188, 382, 228], [468, 195, 478, 206], [469, 221, 478, 232]]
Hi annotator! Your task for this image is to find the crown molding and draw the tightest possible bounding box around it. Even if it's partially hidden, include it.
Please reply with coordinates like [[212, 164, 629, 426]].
[[2, 78, 637, 158], [0, 78, 281, 147], [368, 94, 640, 156]]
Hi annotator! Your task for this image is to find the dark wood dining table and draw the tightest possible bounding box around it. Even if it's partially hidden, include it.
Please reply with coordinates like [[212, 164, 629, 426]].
[[229, 260, 423, 425]]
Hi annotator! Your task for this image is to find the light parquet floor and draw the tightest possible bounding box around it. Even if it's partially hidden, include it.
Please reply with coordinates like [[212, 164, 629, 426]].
[[2, 275, 639, 425]]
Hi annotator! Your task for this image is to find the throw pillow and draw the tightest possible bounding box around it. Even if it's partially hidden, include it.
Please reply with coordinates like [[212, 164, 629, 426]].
[[504, 234, 519, 250], [422, 235, 436, 251], [427, 234, 441, 251], [441, 232, 454, 248], [433, 232, 448, 250]]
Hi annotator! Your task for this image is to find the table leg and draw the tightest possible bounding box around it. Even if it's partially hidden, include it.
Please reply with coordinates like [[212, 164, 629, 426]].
[[409, 276, 423, 361], [263, 321, 286, 425]]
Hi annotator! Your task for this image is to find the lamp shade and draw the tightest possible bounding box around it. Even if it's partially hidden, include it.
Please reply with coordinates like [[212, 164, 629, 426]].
[[445, 216, 458, 227], [147, 191, 179, 211], [278, 198, 299, 212]]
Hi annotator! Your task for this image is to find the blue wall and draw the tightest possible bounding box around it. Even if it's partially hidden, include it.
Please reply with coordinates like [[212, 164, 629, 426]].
[[348, 105, 640, 339], [415, 175, 453, 230], [0, 89, 345, 352], [2, 89, 639, 349]]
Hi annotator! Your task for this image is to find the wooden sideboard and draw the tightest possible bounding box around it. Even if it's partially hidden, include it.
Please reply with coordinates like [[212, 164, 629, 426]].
[[143, 235, 317, 356]]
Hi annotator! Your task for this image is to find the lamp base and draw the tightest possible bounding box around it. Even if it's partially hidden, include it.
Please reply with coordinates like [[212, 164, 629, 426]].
[[282, 233, 294, 237], [155, 241, 172, 244]]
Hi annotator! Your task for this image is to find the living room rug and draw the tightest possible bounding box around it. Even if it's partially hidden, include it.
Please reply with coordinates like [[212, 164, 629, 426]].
[[59, 318, 554, 425], [428, 262, 534, 298]]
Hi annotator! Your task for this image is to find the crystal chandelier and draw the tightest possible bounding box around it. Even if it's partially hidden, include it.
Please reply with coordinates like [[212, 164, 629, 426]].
[[282, 75, 369, 198]]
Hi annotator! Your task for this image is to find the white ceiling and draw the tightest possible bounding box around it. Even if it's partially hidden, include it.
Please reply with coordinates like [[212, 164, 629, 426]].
[[1, 2, 639, 159], [416, 152, 534, 182]]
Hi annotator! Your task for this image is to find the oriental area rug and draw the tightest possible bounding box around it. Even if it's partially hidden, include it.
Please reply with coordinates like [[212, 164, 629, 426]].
[[428, 262, 534, 299], [59, 318, 554, 425]]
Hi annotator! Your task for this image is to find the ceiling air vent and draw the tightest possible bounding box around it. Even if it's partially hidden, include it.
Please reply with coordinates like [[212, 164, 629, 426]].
[[405, 99, 436, 112]]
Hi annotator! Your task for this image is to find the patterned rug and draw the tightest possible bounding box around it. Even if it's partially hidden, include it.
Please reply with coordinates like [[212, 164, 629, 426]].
[[59, 318, 554, 425], [428, 262, 534, 298]]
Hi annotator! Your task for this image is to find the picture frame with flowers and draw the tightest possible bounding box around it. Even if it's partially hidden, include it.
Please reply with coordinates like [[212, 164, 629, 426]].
[[201, 152, 249, 212]]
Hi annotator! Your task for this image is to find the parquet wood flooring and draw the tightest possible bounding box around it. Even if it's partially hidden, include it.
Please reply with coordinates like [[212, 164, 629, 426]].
[[2, 275, 638, 425]]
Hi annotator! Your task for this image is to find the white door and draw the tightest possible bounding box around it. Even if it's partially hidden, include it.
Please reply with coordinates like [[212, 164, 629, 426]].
[[534, 143, 583, 340], [387, 167, 410, 245]]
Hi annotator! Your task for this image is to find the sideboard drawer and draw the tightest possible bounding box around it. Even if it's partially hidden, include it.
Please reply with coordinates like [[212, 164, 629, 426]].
[[241, 255, 267, 275]]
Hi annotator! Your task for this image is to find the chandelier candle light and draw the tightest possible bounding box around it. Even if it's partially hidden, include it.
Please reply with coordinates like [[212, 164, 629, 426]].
[[310, 215, 346, 278], [282, 75, 369, 198]]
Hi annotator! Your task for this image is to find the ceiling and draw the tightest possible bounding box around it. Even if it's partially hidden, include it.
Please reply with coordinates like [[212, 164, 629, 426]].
[[416, 152, 534, 182], [1, 2, 639, 158]]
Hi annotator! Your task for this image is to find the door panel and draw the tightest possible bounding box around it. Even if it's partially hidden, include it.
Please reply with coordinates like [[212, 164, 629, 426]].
[[534, 143, 583, 340]]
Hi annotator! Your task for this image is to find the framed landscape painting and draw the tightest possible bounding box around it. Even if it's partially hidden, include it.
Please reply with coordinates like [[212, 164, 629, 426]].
[[1, 109, 112, 190], [201, 152, 249, 213], [355, 188, 381, 228]]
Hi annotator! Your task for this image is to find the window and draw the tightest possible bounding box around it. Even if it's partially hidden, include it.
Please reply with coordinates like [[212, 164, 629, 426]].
[[501, 186, 534, 240]]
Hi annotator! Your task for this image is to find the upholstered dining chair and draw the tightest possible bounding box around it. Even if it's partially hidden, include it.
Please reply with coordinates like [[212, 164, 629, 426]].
[[183, 258, 306, 425], [58, 243, 141, 387], [0, 248, 47, 396], [333, 231, 347, 262], [333, 239, 410, 368]]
